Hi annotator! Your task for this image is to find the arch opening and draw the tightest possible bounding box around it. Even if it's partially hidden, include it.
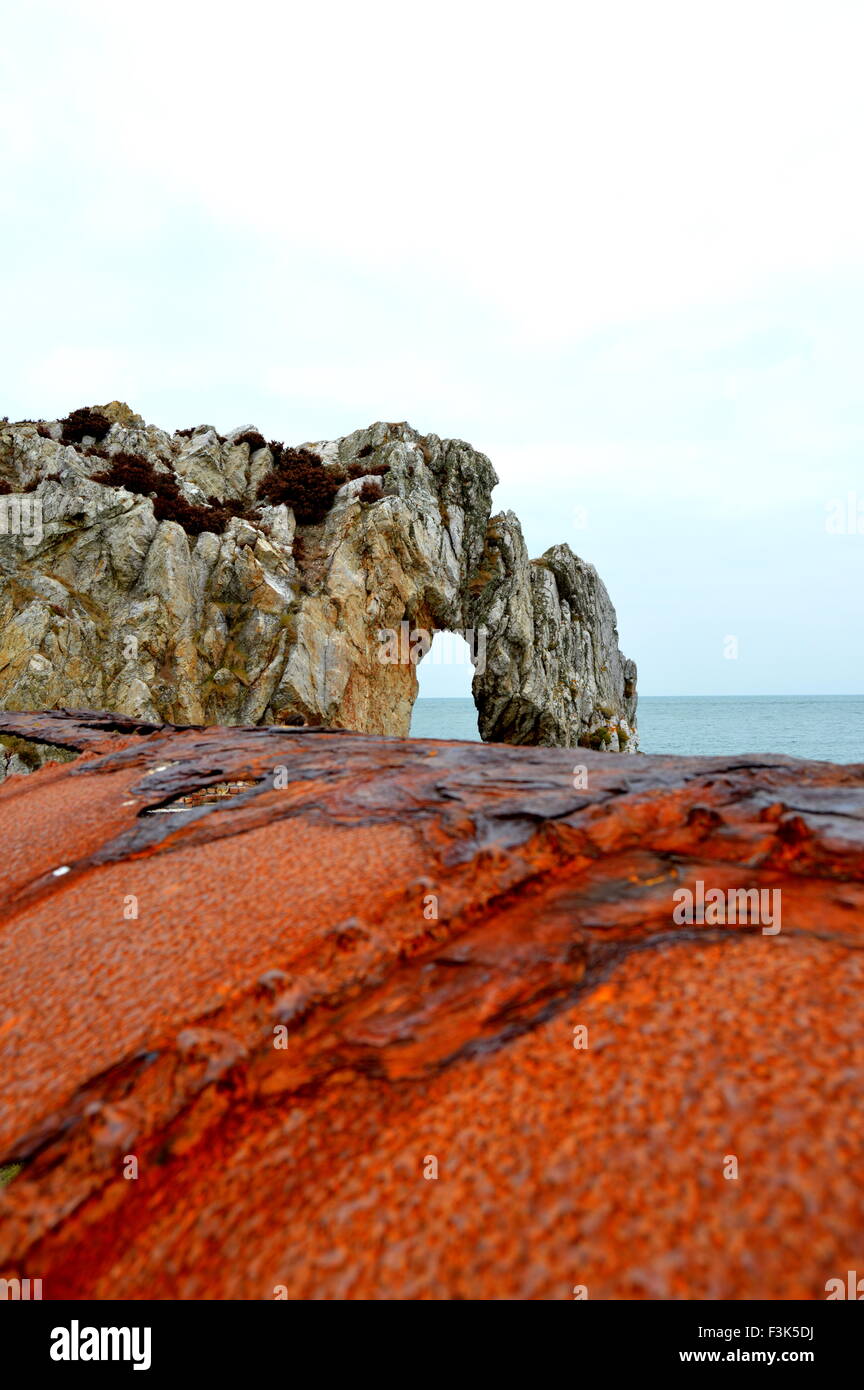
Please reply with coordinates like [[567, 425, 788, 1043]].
[[409, 630, 481, 741]]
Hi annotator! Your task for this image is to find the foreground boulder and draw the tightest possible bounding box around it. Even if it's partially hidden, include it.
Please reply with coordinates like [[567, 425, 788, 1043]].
[[0, 711, 862, 1299], [0, 407, 637, 749]]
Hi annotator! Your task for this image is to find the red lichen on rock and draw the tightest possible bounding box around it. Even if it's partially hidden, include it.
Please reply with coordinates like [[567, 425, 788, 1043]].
[[0, 710, 862, 1299]]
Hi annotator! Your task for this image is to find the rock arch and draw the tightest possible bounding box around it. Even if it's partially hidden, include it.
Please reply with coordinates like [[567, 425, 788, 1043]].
[[0, 411, 637, 750]]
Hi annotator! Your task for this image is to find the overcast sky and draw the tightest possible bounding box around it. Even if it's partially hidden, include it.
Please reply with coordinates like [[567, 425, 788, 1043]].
[[3, 0, 863, 697]]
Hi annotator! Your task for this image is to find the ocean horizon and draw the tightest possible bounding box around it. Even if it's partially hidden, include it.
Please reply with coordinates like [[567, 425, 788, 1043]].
[[410, 694, 864, 763]]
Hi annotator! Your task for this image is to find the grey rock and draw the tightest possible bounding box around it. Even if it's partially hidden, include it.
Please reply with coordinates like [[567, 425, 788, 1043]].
[[0, 410, 637, 750]]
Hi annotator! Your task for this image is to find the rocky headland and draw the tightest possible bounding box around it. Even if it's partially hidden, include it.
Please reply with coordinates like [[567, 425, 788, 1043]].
[[0, 404, 637, 750]]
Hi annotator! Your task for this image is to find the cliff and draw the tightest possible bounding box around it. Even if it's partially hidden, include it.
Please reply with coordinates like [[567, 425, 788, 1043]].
[[0, 712, 861, 1298], [0, 404, 637, 748]]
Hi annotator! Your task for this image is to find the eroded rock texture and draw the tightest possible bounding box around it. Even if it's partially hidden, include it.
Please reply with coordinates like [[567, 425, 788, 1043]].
[[0, 406, 637, 748], [1, 711, 862, 1299]]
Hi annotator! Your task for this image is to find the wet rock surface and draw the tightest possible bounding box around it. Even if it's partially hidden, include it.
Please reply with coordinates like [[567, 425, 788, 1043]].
[[0, 409, 636, 748], [0, 711, 862, 1298]]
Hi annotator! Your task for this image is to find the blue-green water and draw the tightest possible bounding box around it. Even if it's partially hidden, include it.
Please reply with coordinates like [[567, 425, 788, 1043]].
[[409, 695, 864, 763]]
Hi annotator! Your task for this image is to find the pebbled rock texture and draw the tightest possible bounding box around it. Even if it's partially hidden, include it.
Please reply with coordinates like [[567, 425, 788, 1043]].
[[0, 408, 637, 749], [0, 711, 862, 1299]]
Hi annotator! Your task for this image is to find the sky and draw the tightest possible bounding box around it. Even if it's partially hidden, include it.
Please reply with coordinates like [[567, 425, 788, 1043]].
[[2, 0, 863, 697]]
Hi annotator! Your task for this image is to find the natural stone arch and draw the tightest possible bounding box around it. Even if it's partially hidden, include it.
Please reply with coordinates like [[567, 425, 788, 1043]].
[[0, 410, 637, 750]]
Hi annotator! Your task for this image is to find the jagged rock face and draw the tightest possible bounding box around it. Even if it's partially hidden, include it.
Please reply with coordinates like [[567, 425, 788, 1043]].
[[0, 408, 637, 748], [472, 522, 637, 746]]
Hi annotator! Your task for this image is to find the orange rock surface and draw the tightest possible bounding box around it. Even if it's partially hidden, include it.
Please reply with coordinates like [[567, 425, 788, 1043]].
[[0, 710, 862, 1299]]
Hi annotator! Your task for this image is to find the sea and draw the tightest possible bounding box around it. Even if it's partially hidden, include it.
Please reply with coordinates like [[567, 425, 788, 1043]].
[[409, 694, 864, 764]]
